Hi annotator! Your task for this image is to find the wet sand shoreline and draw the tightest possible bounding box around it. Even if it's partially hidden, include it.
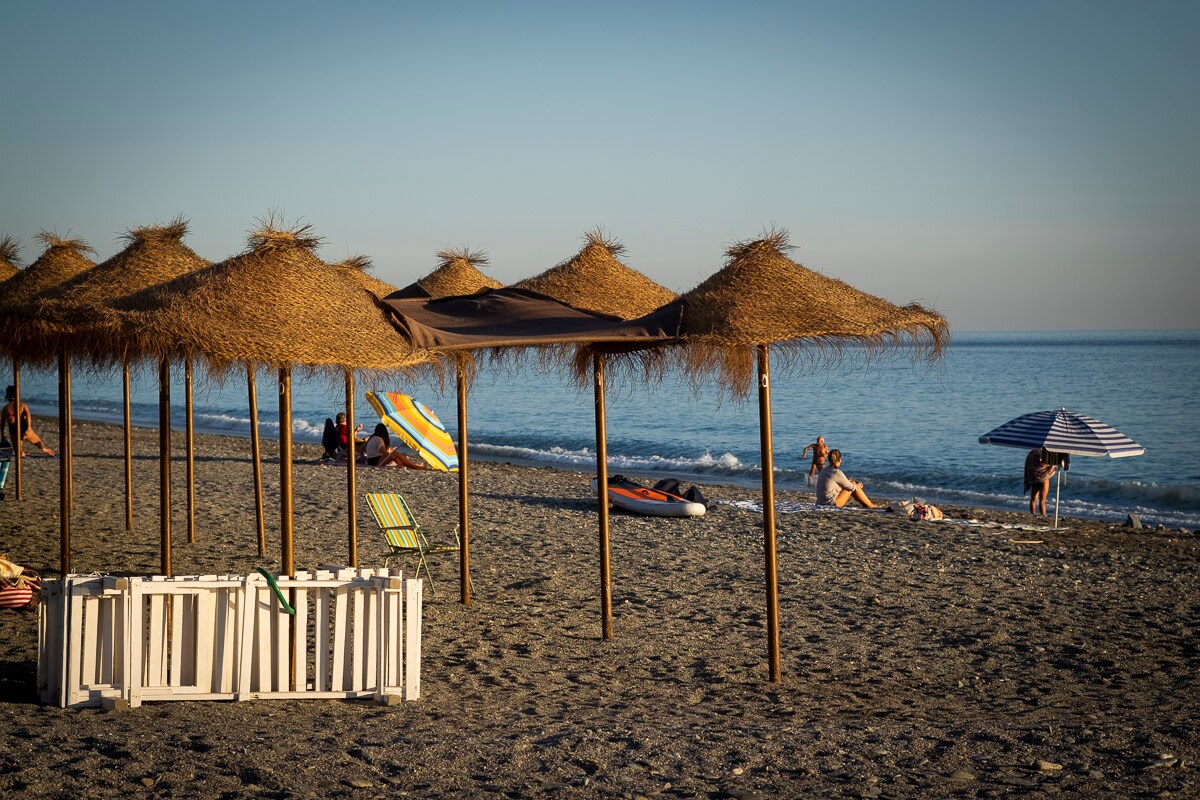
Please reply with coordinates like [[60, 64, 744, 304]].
[[1, 418, 1197, 798]]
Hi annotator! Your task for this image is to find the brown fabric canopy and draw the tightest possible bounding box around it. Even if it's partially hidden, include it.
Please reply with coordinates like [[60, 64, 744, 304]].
[[382, 287, 683, 352]]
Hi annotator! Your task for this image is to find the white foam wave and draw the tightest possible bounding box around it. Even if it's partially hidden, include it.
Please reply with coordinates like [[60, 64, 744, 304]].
[[472, 443, 743, 475]]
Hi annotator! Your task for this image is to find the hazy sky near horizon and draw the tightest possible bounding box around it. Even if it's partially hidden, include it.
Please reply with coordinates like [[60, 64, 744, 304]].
[[2, 1, 1197, 331]]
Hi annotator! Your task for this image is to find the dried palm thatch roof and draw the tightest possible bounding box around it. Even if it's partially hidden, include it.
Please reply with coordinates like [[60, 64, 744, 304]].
[[0, 235, 20, 281], [0, 232, 96, 311], [329, 254, 398, 298], [394, 247, 501, 299], [678, 229, 948, 394], [513, 229, 677, 319], [0, 232, 97, 361], [10, 218, 211, 362], [95, 221, 428, 375]]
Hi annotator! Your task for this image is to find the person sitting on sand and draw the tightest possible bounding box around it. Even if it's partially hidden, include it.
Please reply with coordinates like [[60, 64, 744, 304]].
[[815, 449, 876, 508], [363, 423, 426, 469], [1023, 447, 1057, 517], [800, 435, 829, 486], [334, 412, 366, 457], [1, 386, 54, 456]]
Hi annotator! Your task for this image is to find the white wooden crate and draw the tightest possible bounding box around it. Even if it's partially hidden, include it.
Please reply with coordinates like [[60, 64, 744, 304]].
[[37, 568, 422, 708]]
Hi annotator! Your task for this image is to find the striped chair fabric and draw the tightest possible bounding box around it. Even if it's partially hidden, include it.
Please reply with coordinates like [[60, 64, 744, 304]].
[[365, 492, 460, 594]]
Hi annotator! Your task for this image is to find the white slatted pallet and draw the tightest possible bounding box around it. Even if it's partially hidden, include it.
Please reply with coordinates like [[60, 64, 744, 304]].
[[37, 568, 422, 708]]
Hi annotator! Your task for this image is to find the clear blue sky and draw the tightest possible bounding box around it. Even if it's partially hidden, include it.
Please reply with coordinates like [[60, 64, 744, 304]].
[[2, 1, 1196, 330]]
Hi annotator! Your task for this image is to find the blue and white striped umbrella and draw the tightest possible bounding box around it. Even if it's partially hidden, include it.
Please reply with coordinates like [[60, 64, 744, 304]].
[[979, 408, 1144, 458]]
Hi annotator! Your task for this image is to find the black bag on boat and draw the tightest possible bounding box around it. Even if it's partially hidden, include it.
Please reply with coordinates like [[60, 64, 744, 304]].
[[653, 478, 682, 495]]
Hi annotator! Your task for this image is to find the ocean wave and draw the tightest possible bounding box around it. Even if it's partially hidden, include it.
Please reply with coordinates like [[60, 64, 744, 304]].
[[471, 442, 744, 475]]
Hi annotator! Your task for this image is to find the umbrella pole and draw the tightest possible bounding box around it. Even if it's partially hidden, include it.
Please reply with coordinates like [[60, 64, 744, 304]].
[[457, 363, 470, 605], [123, 359, 133, 531], [247, 364, 265, 557], [594, 353, 614, 640], [185, 357, 196, 544], [278, 367, 296, 692], [159, 357, 172, 576], [12, 360, 20, 501], [58, 347, 72, 577], [346, 370, 357, 567], [757, 345, 782, 683], [1054, 468, 1062, 530]]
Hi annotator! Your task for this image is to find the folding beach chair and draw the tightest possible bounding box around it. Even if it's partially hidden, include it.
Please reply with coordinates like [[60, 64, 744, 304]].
[[365, 492, 461, 595]]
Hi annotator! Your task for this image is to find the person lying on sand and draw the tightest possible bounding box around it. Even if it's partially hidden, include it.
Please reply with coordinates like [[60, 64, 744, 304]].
[[815, 449, 876, 508], [363, 423, 427, 469]]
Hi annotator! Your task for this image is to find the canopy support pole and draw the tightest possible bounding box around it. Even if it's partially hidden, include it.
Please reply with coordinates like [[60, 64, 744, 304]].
[[185, 357, 196, 543], [123, 359, 133, 531], [594, 352, 614, 640], [12, 361, 21, 501], [345, 370, 357, 567], [1053, 468, 1062, 530], [457, 363, 471, 605], [58, 347, 72, 577], [757, 345, 781, 683], [278, 367, 296, 692], [247, 364, 265, 557], [159, 357, 171, 576]]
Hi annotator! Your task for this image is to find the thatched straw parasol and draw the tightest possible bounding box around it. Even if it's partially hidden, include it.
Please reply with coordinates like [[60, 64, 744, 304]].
[[390, 246, 501, 603], [678, 229, 948, 683], [0, 232, 96, 576], [18, 219, 212, 543], [0, 235, 20, 282], [396, 247, 501, 299], [103, 221, 428, 584], [514, 229, 675, 318], [513, 229, 680, 639]]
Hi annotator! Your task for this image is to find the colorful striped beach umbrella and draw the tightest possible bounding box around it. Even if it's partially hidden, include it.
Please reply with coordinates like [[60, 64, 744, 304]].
[[366, 391, 460, 472], [978, 408, 1144, 458], [979, 408, 1144, 528]]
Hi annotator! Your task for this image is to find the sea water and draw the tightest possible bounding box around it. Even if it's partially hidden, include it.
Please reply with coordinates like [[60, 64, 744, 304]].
[[10, 330, 1200, 528]]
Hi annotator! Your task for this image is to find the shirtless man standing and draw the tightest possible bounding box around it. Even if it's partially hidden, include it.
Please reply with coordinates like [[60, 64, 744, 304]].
[[800, 435, 829, 486]]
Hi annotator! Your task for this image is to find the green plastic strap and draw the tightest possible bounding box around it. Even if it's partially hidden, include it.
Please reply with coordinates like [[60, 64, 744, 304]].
[[255, 568, 296, 615]]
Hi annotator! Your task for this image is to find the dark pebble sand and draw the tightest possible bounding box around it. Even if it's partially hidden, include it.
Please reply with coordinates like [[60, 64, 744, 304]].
[[1, 417, 1197, 799]]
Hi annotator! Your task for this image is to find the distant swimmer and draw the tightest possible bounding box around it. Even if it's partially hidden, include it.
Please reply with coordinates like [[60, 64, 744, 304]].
[[800, 435, 829, 486]]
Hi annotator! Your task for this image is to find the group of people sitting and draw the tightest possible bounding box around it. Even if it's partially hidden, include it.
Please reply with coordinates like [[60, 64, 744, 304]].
[[803, 434, 877, 509], [323, 413, 426, 469]]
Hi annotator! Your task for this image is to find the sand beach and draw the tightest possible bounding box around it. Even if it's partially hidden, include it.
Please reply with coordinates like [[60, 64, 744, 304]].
[[1, 416, 1197, 799]]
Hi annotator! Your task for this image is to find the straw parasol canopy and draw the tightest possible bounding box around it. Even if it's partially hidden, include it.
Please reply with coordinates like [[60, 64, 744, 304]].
[[397, 247, 501, 299], [0, 232, 97, 362], [513, 229, 677, 319], [102, 221, 428, 375], [0, 235, 20, 282], [678, 229, 948, 394], [14, 218, 210, 364], [330, 254, 399, 299]]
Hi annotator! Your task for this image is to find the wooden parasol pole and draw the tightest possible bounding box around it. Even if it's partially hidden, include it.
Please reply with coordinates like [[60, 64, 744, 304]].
[[58, 346, 72, 576], [593, 352, 614, 640], [757, 345, 782, 683], [457, 362, 471, 605], [185, 358, 196, 543], [123, 359, 133, 530], [278, 368, 295, 577], [278, 366, 296, 692], [158, 357, 172, 576], [247, 364, 266, 557], [12, 361, 21, 501], [345, 370, 357, 567]]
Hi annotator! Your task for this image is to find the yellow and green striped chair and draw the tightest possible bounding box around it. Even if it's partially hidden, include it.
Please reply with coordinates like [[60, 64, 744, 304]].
[[365, 492, 461, 595]]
